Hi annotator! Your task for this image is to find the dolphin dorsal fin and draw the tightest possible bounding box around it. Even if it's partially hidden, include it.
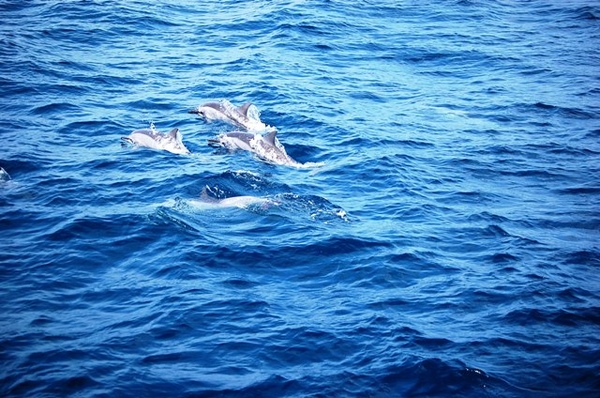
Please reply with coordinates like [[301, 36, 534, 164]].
[[238, 102, 253, 116], [200, 186, 219, 203], [168, 128, 182, 141], [200, 186, 210, 200], [263, 130, 278, 145]]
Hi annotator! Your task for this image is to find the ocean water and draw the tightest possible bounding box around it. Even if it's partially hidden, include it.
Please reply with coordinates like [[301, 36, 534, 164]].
[[1, 0, 599, 396]]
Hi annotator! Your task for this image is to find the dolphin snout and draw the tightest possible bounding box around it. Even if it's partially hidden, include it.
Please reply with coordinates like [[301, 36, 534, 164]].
[[188, 109, 199, 114]]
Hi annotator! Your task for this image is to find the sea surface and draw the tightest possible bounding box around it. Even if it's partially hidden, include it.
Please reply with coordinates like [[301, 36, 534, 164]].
[[1, 1, 599, 396]]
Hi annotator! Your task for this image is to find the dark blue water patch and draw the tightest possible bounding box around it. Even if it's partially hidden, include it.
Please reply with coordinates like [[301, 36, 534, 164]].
[[540, 4, 600, 23], [34, 2, 181, 40], [545, 144, 599, 158], [31, 102, 85, 117], [62, 120, 130, 137], [124, 99, 181, 112], [578, 7, 600, 20], [499, 167, 569, 180], [264, 109, 328, 130], [43, 213, 144, 245], [0, 157, 42, 177], [561, 250, 600, 267], [0, 77, 40, 100], [51, 58, 98, 76], [365, 358, 496, 397], [176, 375, 302, 398], [6, 374, 101, 398], [221, 277, 261, 290], [69, 72, 145, 92], [533, 214, 600, 233], [380, 135, 437, 149], [556, 286, 598, 305], [178, 235, 387, 278], [280, 141, 325, 164], [196, 170, 287, 196], [532, 101, 597, 120], [15, 346, 110, 388], [586, 129, 600, 142], [467, 338, 599, 396], [340, 250, 462, 291], [486, 252, 520, 263], [503, 306, 600, 328], [556, 185, 600, 195]]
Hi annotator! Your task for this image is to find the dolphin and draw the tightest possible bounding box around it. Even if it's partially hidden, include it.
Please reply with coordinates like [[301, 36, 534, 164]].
[[189, 100, 273, 132], [208, 129, 303, 167], [188, 187, 277, 210], [121, 127, 190, 155]]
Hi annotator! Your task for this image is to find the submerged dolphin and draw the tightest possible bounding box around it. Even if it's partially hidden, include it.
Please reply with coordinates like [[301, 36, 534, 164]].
[[189, 187, 277, 210], [208, 130, 303, 167], [189, 100, 273, 132], [121, 127, 190, 155]]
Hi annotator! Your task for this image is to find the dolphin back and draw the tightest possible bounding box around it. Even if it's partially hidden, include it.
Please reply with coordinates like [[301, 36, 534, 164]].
[[125, 130, 162, 150], [193, 100, 269, 132], [122, 128, 190, 155]]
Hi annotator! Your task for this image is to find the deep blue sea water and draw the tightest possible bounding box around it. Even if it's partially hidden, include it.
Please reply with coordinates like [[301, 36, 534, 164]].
[[1, 0, 599, 396]]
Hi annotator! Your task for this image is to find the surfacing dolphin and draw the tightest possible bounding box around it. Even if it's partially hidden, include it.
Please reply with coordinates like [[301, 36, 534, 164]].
[[209, 129, 304, 167], [188, 187, 277, 210], [189, 100, 274, 132], [121, 126, 190, 155]]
